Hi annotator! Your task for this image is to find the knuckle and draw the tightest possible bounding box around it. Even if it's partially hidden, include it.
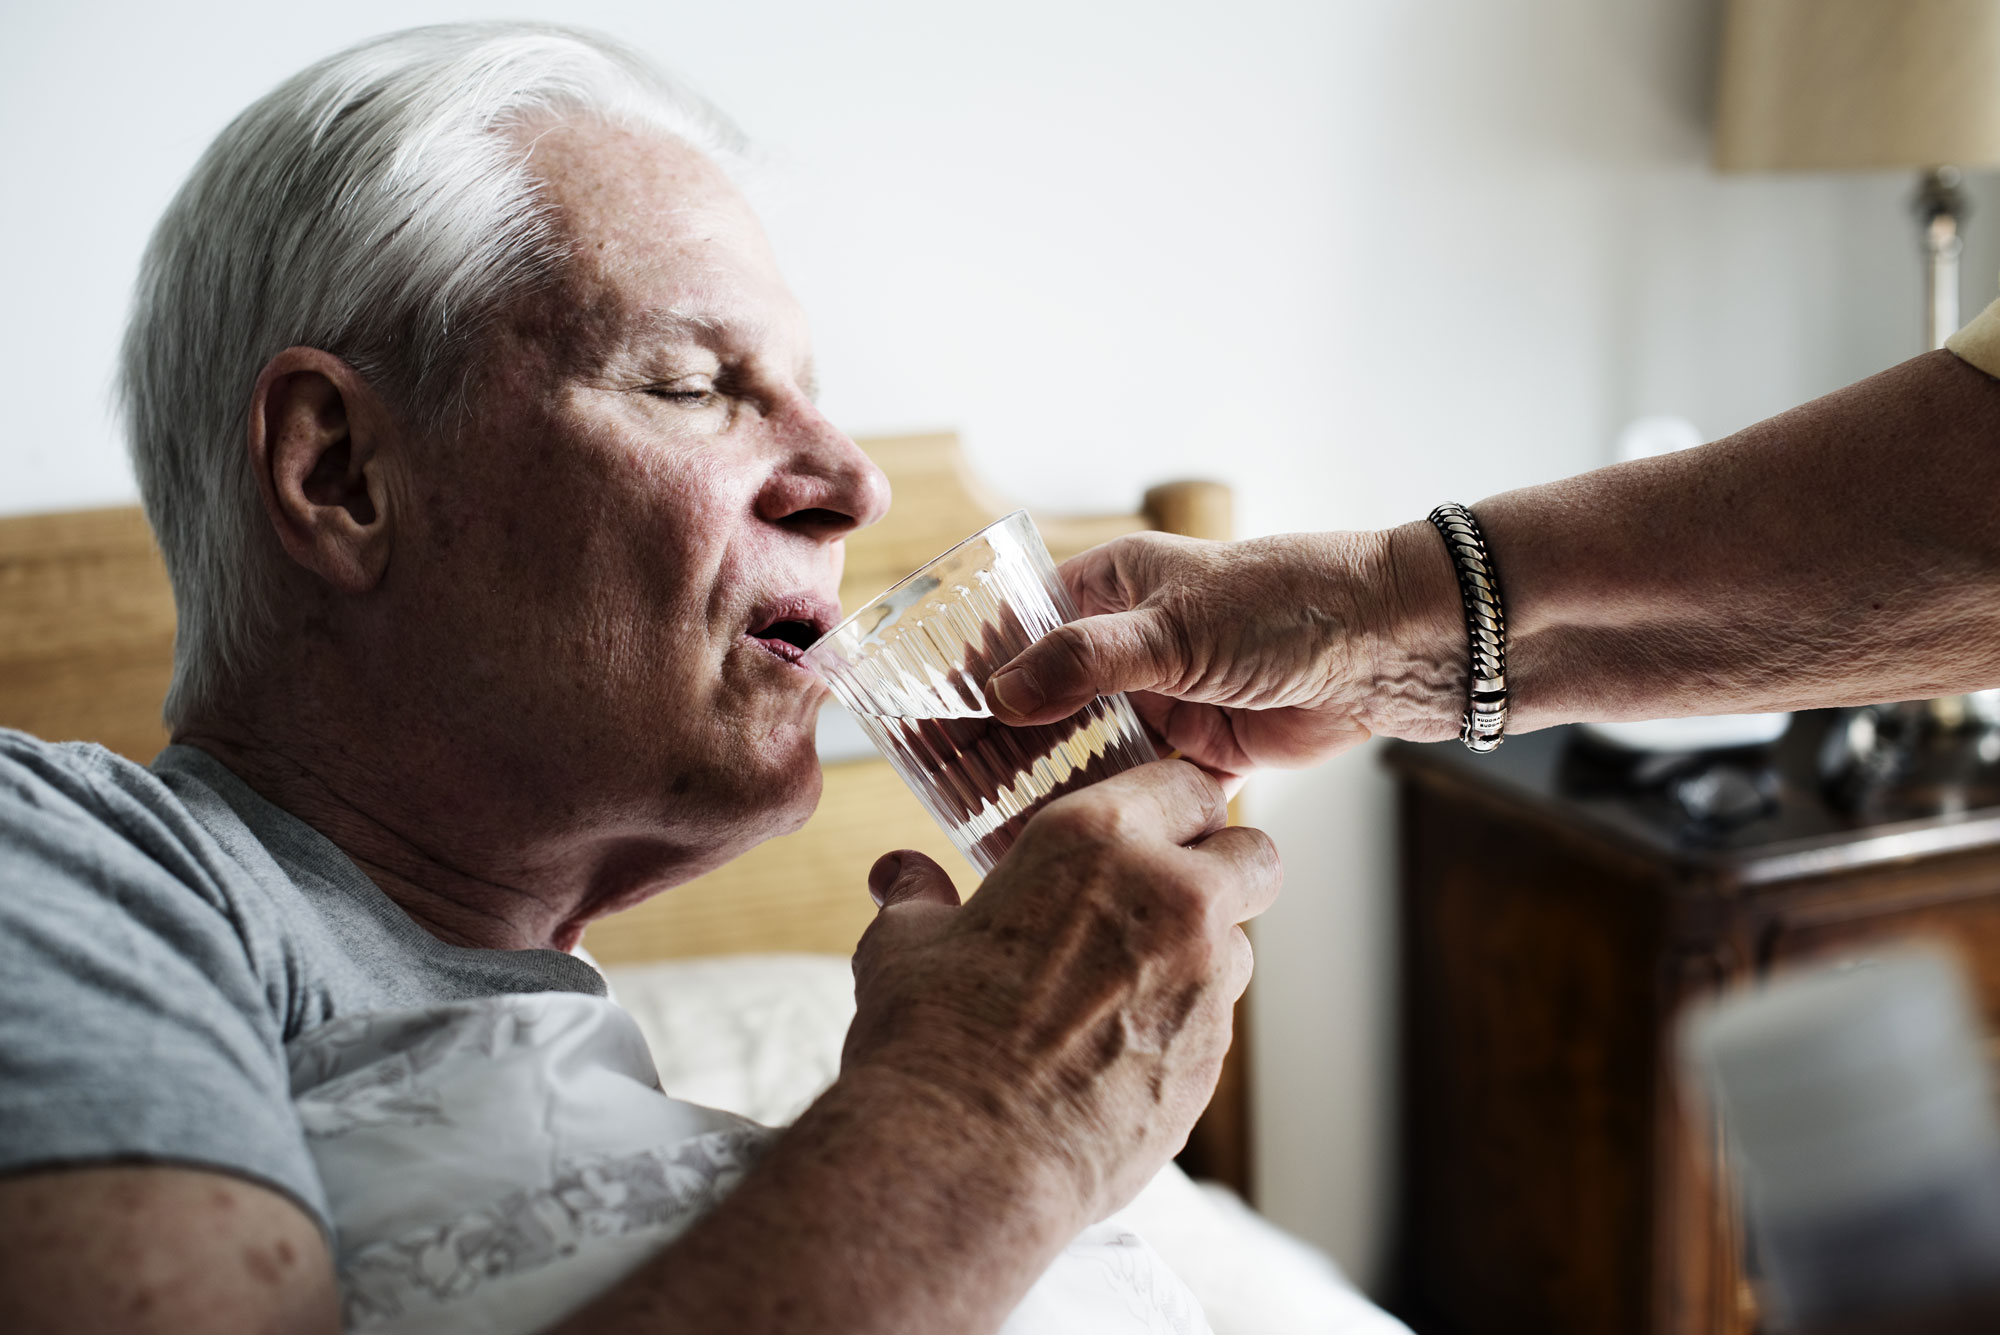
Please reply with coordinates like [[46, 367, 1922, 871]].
[[1239, 825, 1282, 880], [1040, 622, 1099, 682], [1151, 603, 1197, 669], [1103, 530, 1157, 571], [1026, 791, 1090, 840], [1180, 926, 1224, 981], [1160, 873, 1212, 924], [1063, 541, 1126, 610], [1229, 925, 1256, 985], [1118, 529, 1187, 581], [1040, 785, 1137, 846], [1142, 871, 1215, 945], [851, 918, 889, 972], [1118, 610, 1179, 686]]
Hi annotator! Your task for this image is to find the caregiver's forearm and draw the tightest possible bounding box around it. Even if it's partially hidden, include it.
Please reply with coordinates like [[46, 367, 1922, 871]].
[[545, 1065, 1077, 1335], [1374, 349, 2000, 735]]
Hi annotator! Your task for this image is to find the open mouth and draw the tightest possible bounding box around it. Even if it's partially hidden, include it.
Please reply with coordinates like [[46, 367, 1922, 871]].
[[746, 599, 835, 666], [750, 619, 821, 661]]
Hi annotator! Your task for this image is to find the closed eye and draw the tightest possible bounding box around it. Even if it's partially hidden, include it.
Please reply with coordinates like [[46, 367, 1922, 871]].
[[643, 385, 716, 405]]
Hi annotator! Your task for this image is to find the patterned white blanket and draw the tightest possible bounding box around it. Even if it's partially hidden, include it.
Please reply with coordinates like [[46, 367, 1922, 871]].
[[289, 992, 1212, 1334]]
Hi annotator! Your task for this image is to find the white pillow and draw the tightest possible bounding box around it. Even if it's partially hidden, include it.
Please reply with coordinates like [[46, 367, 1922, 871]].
[[604, 952, 853, 1126], [602, 954, 1410, 1335]]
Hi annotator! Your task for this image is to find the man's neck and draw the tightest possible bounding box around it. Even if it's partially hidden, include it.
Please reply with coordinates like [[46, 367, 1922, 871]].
[[173, 709, 682, 954]]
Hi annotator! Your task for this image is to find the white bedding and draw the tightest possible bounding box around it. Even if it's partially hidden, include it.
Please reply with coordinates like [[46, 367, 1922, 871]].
[[292, 992, 1212, 1334], [607, 953, 1409, 1335], [285, 951, 1405, 1333]]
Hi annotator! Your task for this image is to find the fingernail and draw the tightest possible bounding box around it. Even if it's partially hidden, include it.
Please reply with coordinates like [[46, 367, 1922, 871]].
[[990, 668, 1043, 717], [868, 852, 905, 906]]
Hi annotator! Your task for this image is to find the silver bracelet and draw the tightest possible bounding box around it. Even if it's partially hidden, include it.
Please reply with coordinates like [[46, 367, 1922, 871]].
[[1426, 503, 1509, 752]]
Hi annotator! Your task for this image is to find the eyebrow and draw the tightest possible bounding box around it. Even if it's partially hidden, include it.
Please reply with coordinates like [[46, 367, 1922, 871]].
[[622, 307, 726, 345]]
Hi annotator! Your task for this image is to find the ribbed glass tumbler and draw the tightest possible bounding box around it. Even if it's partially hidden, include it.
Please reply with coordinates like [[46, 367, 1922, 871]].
[[803, 510, 1158, 875]]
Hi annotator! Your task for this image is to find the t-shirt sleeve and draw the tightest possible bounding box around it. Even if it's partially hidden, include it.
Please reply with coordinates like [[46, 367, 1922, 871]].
[[0, 743, 328, 1232], [1946, 296, 2000, 381]]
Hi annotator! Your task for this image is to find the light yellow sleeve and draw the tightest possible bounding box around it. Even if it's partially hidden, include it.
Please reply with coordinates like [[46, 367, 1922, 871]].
[[1946, 297, 2000, 380]]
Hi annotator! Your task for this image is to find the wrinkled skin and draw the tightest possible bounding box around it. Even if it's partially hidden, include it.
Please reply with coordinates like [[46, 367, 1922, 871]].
[[180, 120, 896, 950], [988, 530, 1420, 780], [844, 760, 1276, 1221], [6, 116, 1287, 1335]]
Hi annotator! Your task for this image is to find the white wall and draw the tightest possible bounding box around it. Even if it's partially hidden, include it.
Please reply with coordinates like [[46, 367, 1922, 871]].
[[7, 0, 1993, 1294]]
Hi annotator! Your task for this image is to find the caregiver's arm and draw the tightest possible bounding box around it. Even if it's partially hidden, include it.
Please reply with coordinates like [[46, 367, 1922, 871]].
[[989, 349, 2000, 774]]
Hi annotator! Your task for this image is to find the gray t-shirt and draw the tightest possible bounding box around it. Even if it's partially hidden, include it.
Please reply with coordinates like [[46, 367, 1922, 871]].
[[0, 729, 605, 1233]]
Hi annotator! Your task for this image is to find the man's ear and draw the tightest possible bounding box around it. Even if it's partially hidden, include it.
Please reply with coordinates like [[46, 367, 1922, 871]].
[[247, 347, 394, 594]]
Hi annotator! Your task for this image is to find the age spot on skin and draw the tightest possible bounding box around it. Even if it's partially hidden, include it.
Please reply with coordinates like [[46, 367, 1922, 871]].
[[243, 1244, 287, 1286], [1090, 1013, 1129, 1086]]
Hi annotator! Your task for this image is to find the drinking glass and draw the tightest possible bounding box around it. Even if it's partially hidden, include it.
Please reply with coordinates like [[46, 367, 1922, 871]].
[[803, 510, 1158, 874]]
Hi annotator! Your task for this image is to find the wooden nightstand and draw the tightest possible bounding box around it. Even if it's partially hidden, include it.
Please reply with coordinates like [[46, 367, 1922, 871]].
[[1384, 716, 2000, 1335]]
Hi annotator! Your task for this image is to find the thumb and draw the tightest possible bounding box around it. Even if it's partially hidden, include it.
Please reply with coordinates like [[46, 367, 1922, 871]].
[[988, 608, 1183, 725], [868, 850, 962, 909]]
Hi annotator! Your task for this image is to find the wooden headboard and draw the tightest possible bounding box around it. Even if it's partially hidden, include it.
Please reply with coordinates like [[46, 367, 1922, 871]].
[[0, 432, 1248, 1193]]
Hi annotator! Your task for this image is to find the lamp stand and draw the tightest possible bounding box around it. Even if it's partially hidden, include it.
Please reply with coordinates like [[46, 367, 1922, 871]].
[[1918, 165, 1968, 352]]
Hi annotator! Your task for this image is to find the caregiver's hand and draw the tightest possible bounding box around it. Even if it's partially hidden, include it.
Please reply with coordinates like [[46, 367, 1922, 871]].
[[987, 529, 1465, 778]]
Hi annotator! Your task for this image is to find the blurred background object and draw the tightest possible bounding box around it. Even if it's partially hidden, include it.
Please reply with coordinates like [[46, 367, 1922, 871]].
[[1817, 701, 2000, 825], [1684, 948, 2000, 1332], [1389, 711, 2000, 1335]]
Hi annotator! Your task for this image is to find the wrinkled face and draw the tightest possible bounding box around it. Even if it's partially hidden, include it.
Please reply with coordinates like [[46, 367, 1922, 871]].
[[389, 120, 888, 880]]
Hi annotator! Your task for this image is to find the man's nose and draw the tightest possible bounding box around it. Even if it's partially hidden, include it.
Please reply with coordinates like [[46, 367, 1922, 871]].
[[756, 406, 892, 540]]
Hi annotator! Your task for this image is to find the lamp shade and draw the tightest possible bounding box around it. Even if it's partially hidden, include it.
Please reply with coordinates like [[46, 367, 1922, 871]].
[[1715, 0, 2000, 172]]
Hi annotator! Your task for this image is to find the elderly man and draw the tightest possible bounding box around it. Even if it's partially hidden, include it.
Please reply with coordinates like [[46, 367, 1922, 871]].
[[0, 23, 1276, 1334]]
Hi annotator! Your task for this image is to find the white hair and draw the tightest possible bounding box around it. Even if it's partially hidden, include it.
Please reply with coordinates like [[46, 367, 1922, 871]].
[[120, 22, 746, 727]]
